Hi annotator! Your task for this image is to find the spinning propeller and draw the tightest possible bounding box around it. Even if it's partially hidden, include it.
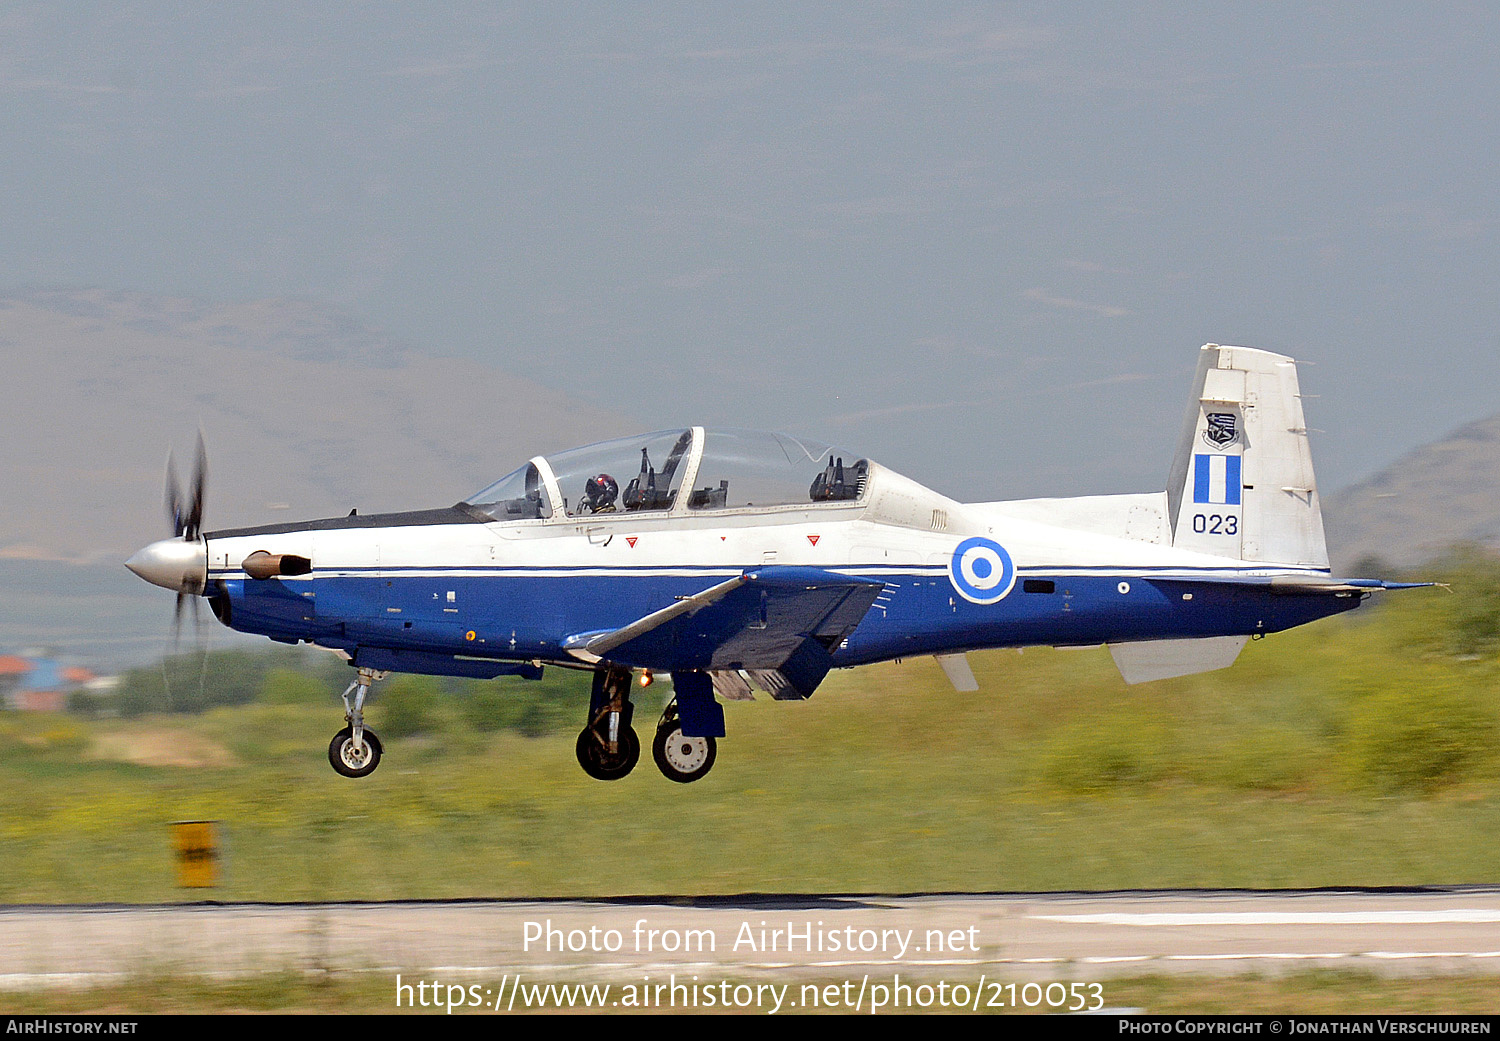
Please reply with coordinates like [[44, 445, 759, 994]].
[[125, 432, 211, 645], [165, 432, 208, 543]]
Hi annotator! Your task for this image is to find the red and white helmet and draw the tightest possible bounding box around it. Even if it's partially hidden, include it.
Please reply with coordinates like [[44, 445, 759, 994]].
[[585, 473, 618, 509]]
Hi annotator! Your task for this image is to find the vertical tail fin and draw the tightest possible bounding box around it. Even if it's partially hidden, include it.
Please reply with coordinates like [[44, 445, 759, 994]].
[[1166, 344, 1328, 569]]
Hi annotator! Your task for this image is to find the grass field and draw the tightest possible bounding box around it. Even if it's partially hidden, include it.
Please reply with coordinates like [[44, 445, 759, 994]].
[[5, 576, 1500, 1014], [3, 573, 1500, 904]]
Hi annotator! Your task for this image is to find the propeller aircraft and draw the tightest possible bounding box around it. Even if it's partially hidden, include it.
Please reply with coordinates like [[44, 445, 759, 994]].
[[126, 344, 1424, 784]]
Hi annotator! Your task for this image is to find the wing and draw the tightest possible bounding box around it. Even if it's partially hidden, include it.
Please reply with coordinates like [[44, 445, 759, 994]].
[[563, 566, 884, 699]]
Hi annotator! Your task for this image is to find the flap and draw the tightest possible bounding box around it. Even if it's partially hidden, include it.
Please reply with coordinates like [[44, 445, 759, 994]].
[[568, 567, 883, 685]]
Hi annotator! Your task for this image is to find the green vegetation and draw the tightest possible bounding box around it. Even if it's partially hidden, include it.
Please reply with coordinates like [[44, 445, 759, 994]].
[[72, 646, 590, 734], [4, 553, 1500, 903], [73, 648, 350, 717]]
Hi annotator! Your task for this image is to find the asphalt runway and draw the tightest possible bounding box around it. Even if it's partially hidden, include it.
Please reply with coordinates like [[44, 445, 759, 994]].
[[3, 888, 1499, 989]]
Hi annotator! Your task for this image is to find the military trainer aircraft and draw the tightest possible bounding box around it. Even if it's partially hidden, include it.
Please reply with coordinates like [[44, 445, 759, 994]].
[[126, 344, 1422, 784]]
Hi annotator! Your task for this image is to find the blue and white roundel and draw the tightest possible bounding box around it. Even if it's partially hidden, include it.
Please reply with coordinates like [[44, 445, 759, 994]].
[[948, 536, 1017, 605]]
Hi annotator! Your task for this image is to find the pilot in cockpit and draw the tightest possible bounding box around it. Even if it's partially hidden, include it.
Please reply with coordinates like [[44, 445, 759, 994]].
[[582, 473, 619, 514]]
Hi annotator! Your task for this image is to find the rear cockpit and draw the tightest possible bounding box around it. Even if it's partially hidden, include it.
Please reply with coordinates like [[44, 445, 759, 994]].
[[464, 427, 869, 523]]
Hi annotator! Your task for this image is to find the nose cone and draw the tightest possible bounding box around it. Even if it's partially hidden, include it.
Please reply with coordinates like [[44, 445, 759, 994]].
[[125, 538, 207, 594]]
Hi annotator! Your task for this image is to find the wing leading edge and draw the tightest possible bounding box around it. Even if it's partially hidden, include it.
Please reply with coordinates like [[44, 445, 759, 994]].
[[564, 566, 885, 699]]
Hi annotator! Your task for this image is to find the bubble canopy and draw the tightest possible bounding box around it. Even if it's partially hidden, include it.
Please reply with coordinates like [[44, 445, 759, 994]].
[[464, 428, 868, 522]]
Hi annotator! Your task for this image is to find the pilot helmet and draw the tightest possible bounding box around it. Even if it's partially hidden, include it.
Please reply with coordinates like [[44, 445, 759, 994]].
[[585, 473, 618, 509]]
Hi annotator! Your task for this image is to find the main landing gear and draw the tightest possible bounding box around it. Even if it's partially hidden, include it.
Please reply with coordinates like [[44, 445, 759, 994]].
[[652, 701, 716, 784], [576, 667, 639, 781], [575, 668, 722, 783], [329, 667, 386, 778]]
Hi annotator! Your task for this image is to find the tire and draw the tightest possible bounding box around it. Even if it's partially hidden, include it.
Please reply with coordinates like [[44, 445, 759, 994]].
[[652, 723, 716, 783], [575, 723, 640, 781], [329, 726, 383, 778]]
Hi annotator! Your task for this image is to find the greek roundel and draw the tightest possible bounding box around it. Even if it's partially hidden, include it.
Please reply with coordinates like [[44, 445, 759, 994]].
[[948, 537, 1017, 605]]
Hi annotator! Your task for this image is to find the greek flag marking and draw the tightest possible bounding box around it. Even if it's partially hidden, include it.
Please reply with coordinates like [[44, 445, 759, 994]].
[[1193, 453, 1242, 505]]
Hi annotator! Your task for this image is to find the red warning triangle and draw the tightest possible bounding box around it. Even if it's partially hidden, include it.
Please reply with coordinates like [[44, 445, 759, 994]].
[[807, 535, 820, 546], [625, 537, 638, 548]]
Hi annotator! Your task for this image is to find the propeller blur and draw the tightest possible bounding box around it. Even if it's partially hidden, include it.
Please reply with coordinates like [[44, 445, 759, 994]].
[[128, 431, 209, 646]]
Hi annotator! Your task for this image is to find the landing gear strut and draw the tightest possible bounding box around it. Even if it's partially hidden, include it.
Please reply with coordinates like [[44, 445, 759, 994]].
[[576, 667, 639, 781], [330, 667, 385, 778], [653, 700, 717, 783]]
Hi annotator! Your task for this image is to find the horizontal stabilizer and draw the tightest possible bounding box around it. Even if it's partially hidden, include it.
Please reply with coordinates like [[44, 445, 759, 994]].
[[1266, 576, 1436, 595], [1108, 635, 1248, 684], [1161, 573, 1437, 596]]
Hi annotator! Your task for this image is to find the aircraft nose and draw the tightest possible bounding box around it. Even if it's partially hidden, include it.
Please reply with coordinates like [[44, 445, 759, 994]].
[[125, 538, 208, 594]]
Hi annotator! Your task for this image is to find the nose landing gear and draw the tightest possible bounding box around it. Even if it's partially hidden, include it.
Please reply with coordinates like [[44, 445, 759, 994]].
[[330, 725, 383, 777], [329, 667, 386, 778]]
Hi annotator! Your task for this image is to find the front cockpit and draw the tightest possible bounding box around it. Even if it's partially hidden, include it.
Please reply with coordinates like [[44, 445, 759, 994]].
[[464, 427, 869, 523]]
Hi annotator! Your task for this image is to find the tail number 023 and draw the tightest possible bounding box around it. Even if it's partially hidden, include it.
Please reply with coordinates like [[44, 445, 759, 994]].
[[1191, 513, 1238, 535]]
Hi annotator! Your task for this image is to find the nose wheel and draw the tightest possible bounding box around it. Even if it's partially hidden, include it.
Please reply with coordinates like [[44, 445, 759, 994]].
[[330, 667, 386, 778], [330, 726, 383, 777], [652, 702, 716, 783]]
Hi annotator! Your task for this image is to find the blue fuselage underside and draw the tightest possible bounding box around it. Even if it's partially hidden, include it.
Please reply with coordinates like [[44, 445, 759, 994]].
[[212, 567, 1359, 669]]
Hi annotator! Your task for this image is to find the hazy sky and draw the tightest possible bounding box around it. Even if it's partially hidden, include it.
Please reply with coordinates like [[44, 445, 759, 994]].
[[5, 4, 1497, 502]]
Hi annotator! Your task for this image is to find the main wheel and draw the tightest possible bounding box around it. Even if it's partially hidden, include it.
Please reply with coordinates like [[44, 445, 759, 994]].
[[329, 726, 383, 778], [652, 723, 716, 783], [575, 723, 640, 781]]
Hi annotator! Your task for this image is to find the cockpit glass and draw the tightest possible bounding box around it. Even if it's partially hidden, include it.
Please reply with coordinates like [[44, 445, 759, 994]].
[[687, 429, 867, 510], [466, 462, 553, 521], [548, 429, 694, 517], [467, 428, 866, 522]]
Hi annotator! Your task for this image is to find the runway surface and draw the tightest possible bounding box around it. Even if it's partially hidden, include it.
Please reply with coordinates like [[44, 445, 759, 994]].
[[3, 888, 1499, 988]]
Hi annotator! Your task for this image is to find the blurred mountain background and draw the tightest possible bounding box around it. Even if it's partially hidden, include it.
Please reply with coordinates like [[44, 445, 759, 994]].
[[0, 288, 631, 665], [1323, 418, 1500, 572]]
